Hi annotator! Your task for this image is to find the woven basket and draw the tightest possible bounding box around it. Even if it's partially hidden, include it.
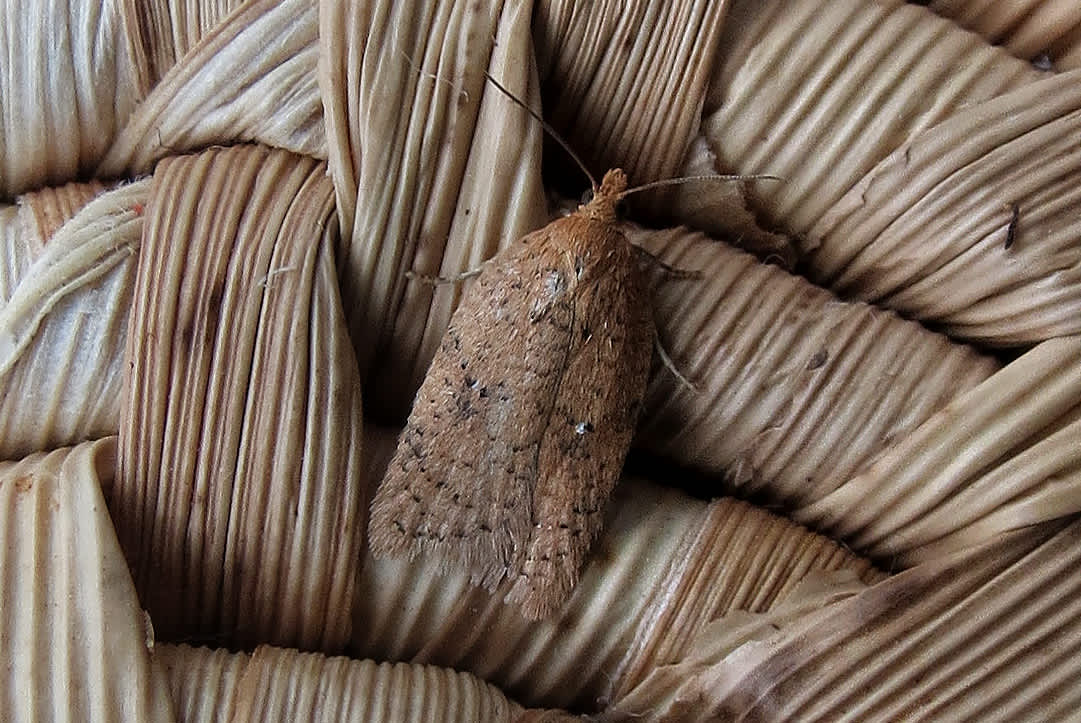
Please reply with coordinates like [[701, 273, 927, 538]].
[[2, 0, 1080, 720]]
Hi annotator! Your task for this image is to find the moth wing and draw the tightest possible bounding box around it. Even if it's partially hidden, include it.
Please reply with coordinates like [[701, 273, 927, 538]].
[[507, 252, 654, 619], [368, 232, 575, 589]]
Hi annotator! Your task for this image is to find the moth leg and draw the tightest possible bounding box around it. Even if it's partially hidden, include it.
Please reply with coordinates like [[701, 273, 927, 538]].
[[631, 247, 698, 390], [654, 330, 697, 393], [632, 245, 702, 280], [405, 267, 483, 286]]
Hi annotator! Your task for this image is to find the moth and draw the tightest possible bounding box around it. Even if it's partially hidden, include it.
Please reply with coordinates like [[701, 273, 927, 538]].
[[368, 168, 655, 620]]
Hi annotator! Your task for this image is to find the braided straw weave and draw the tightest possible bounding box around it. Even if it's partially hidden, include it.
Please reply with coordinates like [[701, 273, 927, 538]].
[[1, 0, 1080, 720]]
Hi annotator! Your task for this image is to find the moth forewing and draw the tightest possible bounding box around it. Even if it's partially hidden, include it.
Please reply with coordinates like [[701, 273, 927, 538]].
[[368, 244, 551, 585], [506, 221, 653, 618]]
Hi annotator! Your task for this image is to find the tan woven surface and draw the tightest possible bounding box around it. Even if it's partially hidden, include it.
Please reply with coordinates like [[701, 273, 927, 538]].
[[1, 0, 1080, 719]]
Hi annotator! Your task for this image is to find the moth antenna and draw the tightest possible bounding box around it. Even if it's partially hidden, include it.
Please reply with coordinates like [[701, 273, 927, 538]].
[[399, 49, 470, 102], [483, 71, 598, 193], [619, 173, 783, 199]]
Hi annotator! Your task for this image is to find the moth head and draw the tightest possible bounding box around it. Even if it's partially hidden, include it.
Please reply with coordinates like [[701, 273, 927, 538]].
[[579, 169, 628, 224]]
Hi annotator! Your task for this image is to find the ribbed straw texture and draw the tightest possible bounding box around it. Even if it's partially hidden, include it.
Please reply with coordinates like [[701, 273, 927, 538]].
[[928, 0, 1081, 69], [0, 439, 176, 722], [606, 518, 1081, 721], [698, 0, 1039, 234], [604, 494, 886, 706], [0, 180, 146, 460], [629, 225, 999, 508], [113, 145, 365, 650], [801, 335, 1081, 564], [354, 428, 882, 712], [633, 225, 1081, 564], [0, 206, 23, 298], [319, 0, 549, 417], [157, 643, 538, 722], [121, 0, 253, 87], [674, 0, 1081, 344], [17, 180, 106, 241], [807, 69, 1081, 345], [0, 0, 142, 197], [100, 0, 324, 179], [3, 1, 1081, 720], [533, 0, 726, 194], [155, 644, 249, 723]]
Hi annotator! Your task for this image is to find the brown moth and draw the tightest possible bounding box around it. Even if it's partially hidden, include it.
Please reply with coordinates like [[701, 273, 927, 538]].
[[368, 168, 654, 620]]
